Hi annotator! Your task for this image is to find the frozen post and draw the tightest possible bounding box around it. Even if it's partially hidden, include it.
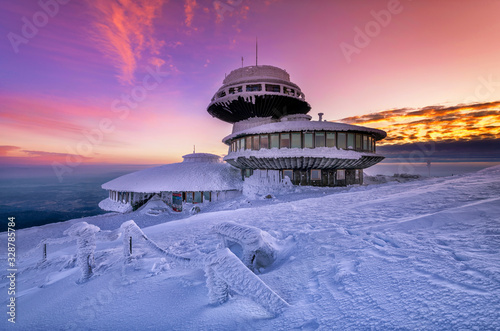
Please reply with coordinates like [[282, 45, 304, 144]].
[[42, 243, 47, 263], [64, 222, 101, 282]]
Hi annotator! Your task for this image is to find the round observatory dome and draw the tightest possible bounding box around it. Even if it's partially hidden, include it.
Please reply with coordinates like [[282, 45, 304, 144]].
[[207, 65, 311, 123]]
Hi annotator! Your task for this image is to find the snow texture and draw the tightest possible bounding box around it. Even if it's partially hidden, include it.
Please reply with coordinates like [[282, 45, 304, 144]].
[[224, 146, 373, 160], [206, 248, 289, 315], [213, 222, 278, 272], [98, 198, 133, 213], [63, 222, 101, 281], [101, 161, 242, 193], [222, 119, 387, 143], [2, 165, 500, 330]]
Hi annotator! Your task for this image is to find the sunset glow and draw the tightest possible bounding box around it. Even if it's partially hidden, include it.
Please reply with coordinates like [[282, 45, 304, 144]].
[[1, 0, 500, 166]]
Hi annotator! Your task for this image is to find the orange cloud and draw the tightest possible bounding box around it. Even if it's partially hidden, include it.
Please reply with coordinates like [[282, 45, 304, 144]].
[[184, 0, 197, 27], [0, 146, 21, 156], [89, 0, 166, 84], [339, 101, 500, 145]]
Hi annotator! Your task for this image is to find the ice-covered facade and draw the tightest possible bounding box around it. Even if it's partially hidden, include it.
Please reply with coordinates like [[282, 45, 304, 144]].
[[100, 63, 386, 213], [99, 153, 242, 213], [208, 65, 387, 186]]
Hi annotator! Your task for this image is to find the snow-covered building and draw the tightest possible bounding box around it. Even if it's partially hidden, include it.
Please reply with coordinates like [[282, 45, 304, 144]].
[[208, 65, 387, 186], [99, 153, 242, 213]]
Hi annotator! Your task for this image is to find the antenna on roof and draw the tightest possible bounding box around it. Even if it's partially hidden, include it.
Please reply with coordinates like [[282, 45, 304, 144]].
[[255, 37, 258, 66], [241, 56, 244, 68], [193, 145, 195, 153]]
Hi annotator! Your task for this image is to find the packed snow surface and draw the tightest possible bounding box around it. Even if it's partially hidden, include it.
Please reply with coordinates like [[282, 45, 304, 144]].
[[1, 166, 500, 330], [101, 161, 242, 193], [222, 120, 387, 143]]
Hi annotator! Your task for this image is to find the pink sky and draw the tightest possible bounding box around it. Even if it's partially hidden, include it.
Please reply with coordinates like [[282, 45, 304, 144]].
[[1, 0, 499, 165]]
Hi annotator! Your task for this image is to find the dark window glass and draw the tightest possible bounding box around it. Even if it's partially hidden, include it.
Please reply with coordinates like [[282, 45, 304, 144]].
[[245, 136, 252, 150], [356, 134, 362, 150], [347, 133, 355, 149], [311, 169, 321, 180], [186, 192, 193, 203], [217, 90, 226, 98], [363, 135, 368, 150], [291, 132, 301, 148], [194, 192, 202, 203], [252, 135, 259, 150], [203, 191, 211, 202], [326, 132, 336, 147], [244, 169, 253, 177], [315, 132, 325, 148], [229, 86, 242, 94], [280, 133, 290, 148], [337, 170, 345, 180], [304, 133, 314, 148], [337, 132, 347, 149], [260, 134, 269, 149], [270, 134, 280, 148], [246, 84, 262, 92], [372, 139, 376, 152], [283, 170, 293, 180], [283, 87, 295, 96], [265, 84, 280, 92], [239, 138, 245, 150]]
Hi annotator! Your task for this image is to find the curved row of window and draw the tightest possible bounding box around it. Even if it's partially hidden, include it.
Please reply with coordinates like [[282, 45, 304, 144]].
[[212, 83, 305, 101], [229, 131, 377, 153]]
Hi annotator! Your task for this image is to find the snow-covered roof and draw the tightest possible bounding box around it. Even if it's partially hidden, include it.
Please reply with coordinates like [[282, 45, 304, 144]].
[[102, 161, 242, 193], [182, 153, 220, 163], [223, 146, 372, 160], [223, 65, 290, 85], [222, 120, 387, 143]]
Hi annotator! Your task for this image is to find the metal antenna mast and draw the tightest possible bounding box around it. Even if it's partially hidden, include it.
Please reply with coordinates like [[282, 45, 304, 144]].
[[256, 37, 258, 66]]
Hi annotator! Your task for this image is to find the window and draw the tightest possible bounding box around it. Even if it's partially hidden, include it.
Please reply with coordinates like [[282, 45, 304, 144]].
[[229, 86, 242, 94], [252, 135, 259, 150], [326, 132, 336, 147], [244, 169, 253, 177], [265, 84, 280, 92], [372, 139, 376, 152], [260, 134, 269, 149], [337, 169, 345, 180], [280, 133, 290, 148], [270, 134, 280, 149], [186, 192, 193, 203], [291, 132, 301, 148], [315, 132, 325, 148], [232, 141, 236, 152], [246, 84, 262, 92], [245, 136, 252, 150], [217, 90, 226, 98], [239, 138, 245, 150], [347, 133, 355, 149], [311, 169, 321, 180], [337, 133, 347, 149], [194, 192, 202, 203], [283, 87, 295, 96], [203, 191, 211, 202], [355, 169, 360, 180], [283, 170, 293, 180], [304, 133, 314, 148], [356, 134, 362, 150], [363, 135, 368, 150]]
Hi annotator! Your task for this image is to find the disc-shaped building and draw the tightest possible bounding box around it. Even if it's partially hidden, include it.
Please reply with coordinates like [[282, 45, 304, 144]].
[[208, 65, 386, 186], [99, 63, 386, 213]]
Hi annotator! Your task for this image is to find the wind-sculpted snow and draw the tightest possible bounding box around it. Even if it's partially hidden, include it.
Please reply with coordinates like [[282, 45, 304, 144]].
[[213, 222, 278, 272], [120, 220, 192, 266], [206, 248, 289, 315], [63, 222, 101, 281], [2, 166, 500, 329]]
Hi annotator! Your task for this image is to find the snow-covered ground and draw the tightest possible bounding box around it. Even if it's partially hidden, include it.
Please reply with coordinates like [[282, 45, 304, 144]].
[[1, 166, 499, 330]]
